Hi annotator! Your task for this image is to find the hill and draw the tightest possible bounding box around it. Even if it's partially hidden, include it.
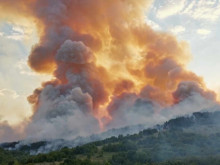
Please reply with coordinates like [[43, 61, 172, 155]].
[[1, 111, 220, 165], [1, 124, 150, 155]]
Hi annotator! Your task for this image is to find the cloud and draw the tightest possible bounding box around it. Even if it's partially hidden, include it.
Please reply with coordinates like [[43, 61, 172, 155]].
[[12, 26, 24, 34], [7, 34, 24, 40], [156, 0, 186, 19], [0, 22, 37, 42], [196, 28, 211, 35], [146, 19, 161, 30], [156, 0, 220, 22], [0, 89, 32, 125], [6, 25, 25, 41], [0, 88, 19, 98], [182, 0, 220, 22], [170, 25, 186, 34]]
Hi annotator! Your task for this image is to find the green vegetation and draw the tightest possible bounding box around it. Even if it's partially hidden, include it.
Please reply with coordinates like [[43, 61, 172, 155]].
[[1, 111, 220, 165]]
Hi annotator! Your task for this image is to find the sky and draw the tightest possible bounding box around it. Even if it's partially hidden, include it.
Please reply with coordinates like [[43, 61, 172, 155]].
[[0, 21, 51, 125], [0, 0, 220, 127]]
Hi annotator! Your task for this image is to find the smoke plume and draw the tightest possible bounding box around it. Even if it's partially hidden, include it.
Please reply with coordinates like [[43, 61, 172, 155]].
[[0, 0, 218, 142]]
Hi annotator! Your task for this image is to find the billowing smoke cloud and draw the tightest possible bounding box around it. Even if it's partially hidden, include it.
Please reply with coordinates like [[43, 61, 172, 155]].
[[0, 0, 218, 142], [0, 121, 26, 142], [173, 81, 216, 103]]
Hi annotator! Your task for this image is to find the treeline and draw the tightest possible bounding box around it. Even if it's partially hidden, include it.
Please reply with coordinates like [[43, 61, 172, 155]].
[[1, 128, 220, 165]]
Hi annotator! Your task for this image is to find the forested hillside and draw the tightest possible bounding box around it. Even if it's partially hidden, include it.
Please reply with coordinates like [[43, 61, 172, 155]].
[[1, 111, 220, 165]]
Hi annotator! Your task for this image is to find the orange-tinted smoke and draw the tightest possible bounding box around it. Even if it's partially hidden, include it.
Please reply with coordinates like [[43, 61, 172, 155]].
[[0, 0, 217, 129]]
